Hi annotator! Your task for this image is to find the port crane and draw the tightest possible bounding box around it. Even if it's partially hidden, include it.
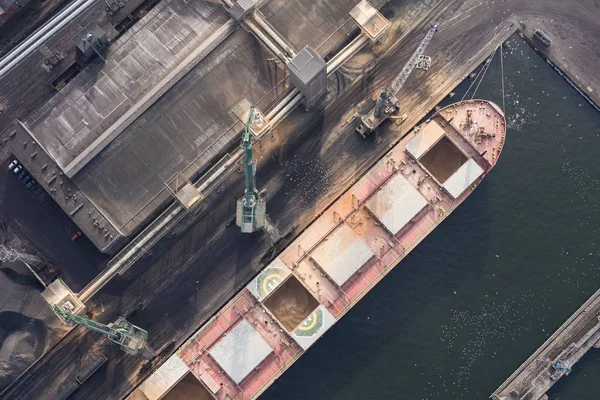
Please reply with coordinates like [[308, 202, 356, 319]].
[[53, 305, 155, 359], [236, 106, 266, 233], [356, 24, 438, 137]]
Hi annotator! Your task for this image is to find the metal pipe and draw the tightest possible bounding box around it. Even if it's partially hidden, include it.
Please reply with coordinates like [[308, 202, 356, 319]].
[[79, 205, 184, 302], [245, 19, 287, 62], [0, 0, 97, 77], [326, 34, 369, 74], [253, 12, 296, 58], [266, 88, 300, 119], [269, 92, 303, 126], [197, 152, 243, 193]]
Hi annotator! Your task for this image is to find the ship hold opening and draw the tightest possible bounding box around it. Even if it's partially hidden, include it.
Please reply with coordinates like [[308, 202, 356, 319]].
[[263, 275, 319, 332], [162, 372, 213, 400], [418, 136, 467, 184]]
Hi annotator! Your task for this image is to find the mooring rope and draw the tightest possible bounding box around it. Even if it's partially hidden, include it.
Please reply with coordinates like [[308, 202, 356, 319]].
[[500, 42, 506, 113], [470, 46, 497, 100], [461, 47, 496, 101]]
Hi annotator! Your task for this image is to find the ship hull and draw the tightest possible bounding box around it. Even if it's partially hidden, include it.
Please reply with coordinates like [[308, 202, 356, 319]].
[[131, 100, 506, 400]]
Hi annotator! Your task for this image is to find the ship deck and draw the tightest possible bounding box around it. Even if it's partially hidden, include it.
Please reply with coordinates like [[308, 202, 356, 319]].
[[131, 99, 506, 400]]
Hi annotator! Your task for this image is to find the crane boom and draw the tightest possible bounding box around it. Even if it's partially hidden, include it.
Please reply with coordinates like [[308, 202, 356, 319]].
[[243, 106, 257, 203], [236, 105, 266, 233], [54, 305, 123, 341], [388, 24, 438, 96], [53, 305, 155, 358], [356, 24, 438, 137]]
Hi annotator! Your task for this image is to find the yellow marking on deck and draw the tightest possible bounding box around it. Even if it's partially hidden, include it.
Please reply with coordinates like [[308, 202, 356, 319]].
[[298, 312, 318, 331], [262, 274, 283, 295]]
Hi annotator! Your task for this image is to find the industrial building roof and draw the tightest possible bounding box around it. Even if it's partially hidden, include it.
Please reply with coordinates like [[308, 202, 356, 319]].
[[26, 0, 228, 174], [405, 119, 446, 160], [443, 158, 484, 198], [366, 173, 428, 235], [74, 29, 286, 233], [208, 319, 273, 384], [311, 223, 374, 287]]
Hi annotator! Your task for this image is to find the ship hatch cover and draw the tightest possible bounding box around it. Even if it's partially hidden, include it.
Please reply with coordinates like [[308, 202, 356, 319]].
[[443, 158, 484, 198], [365, 173, 428, 235], [208, 319, 273, 384], [311, 224, 374, 287]]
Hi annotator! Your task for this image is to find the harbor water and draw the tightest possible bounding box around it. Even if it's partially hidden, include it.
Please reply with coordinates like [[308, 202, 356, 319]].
[[262, 35, 600, 400]]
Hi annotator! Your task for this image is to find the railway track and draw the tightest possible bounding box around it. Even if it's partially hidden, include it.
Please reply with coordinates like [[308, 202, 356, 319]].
[[0, 0, 97, 77]]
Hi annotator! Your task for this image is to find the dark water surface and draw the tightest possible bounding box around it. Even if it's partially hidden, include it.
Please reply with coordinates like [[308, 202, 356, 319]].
[[261, 36, 600, 400]]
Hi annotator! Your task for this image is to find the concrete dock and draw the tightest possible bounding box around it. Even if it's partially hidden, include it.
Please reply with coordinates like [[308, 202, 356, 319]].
[[492, 287, 600, 400]]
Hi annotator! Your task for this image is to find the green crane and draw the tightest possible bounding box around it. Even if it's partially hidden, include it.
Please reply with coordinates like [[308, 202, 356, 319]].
[[236, 106, 266, 233], [53, 305, 155, 359]]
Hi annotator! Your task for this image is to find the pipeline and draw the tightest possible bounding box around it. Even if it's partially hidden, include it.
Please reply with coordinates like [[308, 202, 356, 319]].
[[0, 0, 97, 77], [253, 12, 296, 58]]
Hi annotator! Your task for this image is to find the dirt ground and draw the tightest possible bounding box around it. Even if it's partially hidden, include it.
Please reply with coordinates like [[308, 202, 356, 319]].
[[263, 276, 319, 332], [0, 151, 107, 392], [0, 261, 68, 391], [419, 136, 467, 183]]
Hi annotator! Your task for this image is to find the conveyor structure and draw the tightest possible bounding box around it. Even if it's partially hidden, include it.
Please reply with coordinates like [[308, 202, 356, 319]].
[[53, 305, 155, 359]]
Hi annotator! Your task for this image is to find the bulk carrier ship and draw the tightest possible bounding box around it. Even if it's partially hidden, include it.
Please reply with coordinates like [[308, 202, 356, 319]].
[[131, 99, 506, 400]]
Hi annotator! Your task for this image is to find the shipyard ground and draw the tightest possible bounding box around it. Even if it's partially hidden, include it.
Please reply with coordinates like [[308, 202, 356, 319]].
[[0, 154, 109, 391], [0, 0, 599, 399]]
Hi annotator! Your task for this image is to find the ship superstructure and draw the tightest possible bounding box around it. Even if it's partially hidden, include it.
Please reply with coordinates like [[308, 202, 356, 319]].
[[131, 99, 506, 400]]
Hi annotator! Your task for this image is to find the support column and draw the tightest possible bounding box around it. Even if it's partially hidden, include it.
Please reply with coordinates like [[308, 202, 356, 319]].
[[286, 46, 327, 109]]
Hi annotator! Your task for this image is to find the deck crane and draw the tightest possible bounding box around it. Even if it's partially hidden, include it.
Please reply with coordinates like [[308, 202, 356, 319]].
[[356, 24, 438, 137], [53, 305, 155, 359], [236, 106, 266, 233]]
